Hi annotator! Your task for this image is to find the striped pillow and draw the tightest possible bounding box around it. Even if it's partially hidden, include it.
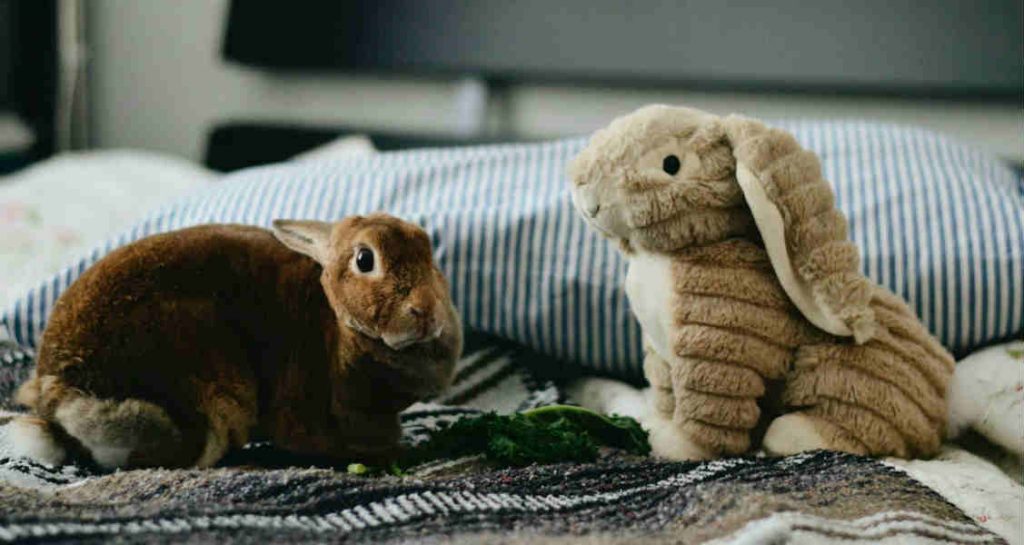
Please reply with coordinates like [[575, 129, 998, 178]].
[[2, 122, 1022, 378]]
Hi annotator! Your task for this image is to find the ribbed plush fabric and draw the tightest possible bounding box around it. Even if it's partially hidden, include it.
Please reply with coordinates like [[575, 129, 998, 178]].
[[2, 122, 1021, 377]]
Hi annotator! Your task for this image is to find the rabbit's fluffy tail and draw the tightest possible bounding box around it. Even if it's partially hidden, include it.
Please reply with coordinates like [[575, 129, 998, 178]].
[[7, 374, 69, 465], [6, 416, 69, 466], [10, 374, 193, 469]]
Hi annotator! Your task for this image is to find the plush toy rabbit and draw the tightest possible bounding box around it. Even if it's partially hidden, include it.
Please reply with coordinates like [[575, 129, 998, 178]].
[[569, 105, 954, 460], [12, 215, 461, 469]]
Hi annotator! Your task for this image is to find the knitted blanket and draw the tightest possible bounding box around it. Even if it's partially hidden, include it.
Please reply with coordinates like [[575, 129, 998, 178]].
[[0, 335, 1007, 544]]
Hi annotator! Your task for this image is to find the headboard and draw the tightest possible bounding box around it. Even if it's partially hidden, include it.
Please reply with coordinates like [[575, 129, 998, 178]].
[[204, 122, 528, 172], [223, 0, 1022, 99], [209, 0, 1023, 172]]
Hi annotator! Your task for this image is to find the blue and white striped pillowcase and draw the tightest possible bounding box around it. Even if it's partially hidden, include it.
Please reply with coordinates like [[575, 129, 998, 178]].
[[1, 122, 1021, 378]]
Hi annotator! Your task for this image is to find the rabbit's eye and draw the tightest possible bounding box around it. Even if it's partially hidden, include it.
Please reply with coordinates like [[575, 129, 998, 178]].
[[355, 248, 375, 273], [662, 155, 681, 176]]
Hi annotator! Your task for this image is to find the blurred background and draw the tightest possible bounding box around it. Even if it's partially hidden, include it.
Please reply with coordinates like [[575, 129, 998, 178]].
[[0, 0, 1021, 174]]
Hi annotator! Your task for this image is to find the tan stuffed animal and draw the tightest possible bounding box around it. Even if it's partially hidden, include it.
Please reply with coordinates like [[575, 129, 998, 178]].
[[568, 105, 954, 460], [12, 216, 461, 469]]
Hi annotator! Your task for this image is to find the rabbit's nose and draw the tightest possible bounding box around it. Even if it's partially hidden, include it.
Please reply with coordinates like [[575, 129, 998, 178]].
[[407, 300, 435, 321], [586, 204, 601, 218]]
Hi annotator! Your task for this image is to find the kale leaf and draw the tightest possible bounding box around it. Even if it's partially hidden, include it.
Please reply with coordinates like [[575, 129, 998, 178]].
[[398, 404, 650, 470]]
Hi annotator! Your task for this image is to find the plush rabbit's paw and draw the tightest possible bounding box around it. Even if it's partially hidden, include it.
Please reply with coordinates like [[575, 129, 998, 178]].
[[763, 412, 870, 456], [762, 413, 832, 456], [645, 410, 715, 461]]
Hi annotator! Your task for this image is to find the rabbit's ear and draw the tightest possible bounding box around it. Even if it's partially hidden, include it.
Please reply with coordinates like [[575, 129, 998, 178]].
[[722, 115, 876, 342], [272, 219, 333, 265]]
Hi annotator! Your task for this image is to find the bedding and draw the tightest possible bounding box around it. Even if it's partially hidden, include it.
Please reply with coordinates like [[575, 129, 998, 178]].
[[0, 336, 1014, 545], [948, 341, 1024, 460], [2, 122, 1021, 378], [0, 150, 216, 312], [0, 123, 1020, 542]]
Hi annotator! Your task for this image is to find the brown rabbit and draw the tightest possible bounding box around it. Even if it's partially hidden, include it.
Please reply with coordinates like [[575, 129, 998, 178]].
[[10, 215, 462, 469]]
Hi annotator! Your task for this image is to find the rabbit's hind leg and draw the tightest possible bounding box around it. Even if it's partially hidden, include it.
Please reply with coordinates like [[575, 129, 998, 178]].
[[33, 375, 209, 469]]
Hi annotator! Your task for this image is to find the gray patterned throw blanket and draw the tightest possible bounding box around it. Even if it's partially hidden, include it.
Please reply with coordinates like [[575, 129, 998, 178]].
[[0, 335, 1006, 544]]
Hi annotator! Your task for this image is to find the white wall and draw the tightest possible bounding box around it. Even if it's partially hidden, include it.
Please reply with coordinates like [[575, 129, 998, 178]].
[[87, 0, 1023, 163], [86, 0, 462, 161]]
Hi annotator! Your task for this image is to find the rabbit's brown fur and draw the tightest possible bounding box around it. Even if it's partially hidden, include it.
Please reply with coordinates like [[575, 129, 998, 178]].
[[14, 216, 461, 469], [570, 105, 954, 459]]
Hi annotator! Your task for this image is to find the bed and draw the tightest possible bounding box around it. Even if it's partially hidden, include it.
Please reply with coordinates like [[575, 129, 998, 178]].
[[0, 2, 1021, 541], [0, 120, 1021, 543]]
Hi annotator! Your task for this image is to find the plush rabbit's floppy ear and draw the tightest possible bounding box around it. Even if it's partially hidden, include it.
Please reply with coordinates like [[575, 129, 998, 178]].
[[722, 115, 877, 343]]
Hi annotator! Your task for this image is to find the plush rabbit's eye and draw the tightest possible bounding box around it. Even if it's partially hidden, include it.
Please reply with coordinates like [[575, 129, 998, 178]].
[[355, 248, 375, 273], [662, 155, 681, 176]]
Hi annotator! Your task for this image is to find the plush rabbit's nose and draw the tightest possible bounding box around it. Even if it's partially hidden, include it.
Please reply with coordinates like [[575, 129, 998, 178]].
[[408, 305, 426, 318], [574, 190, 602, 218]]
